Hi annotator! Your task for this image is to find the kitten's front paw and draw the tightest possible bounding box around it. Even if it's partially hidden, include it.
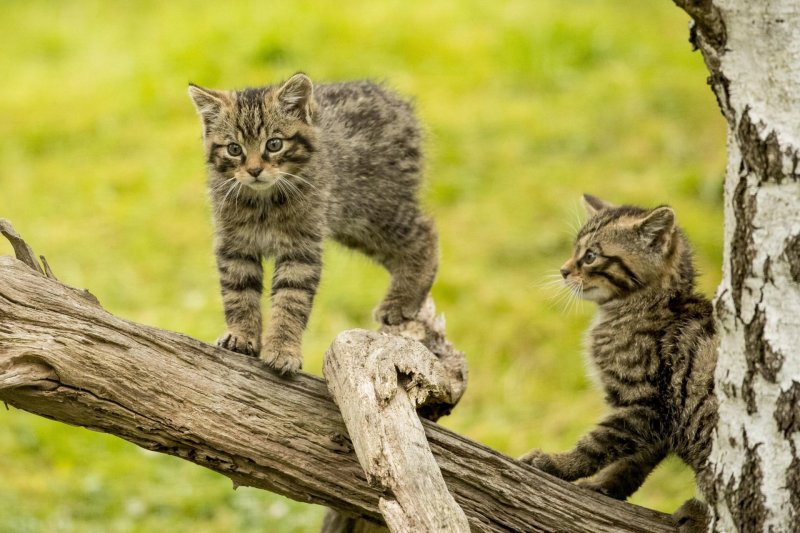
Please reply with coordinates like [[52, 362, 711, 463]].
[[374, 300, 420, 325], [576, 479, 621, 499], [672, 498, 710, 533], [260, 340, 303, 376], [217, 332, 258, 357], [519, 449, 560, 477]]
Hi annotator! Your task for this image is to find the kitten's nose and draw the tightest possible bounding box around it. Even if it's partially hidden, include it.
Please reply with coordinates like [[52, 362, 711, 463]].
[[247, 167, 262, 178], [560, 268, 570, 279]]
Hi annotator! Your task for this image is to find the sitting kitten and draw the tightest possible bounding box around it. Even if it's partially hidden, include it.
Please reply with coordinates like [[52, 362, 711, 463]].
[[188, 73, 438, 374], [521, 195, 717, 531]]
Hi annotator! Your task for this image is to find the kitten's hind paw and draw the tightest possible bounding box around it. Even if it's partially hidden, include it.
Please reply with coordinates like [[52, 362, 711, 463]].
[[260, 345, 303, 376], [672, 498, 710, 533], [374, 300, 420, 325], [217, 332, 258, 357]]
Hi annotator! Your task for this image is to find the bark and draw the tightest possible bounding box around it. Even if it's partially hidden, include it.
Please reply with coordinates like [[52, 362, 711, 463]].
[[672, 1, 800, 531], [0, 224, 678, 532], [324, 329, 469, 532]]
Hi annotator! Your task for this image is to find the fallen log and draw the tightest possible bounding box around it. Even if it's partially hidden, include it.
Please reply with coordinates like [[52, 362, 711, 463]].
[[0, 223, 677, 532]]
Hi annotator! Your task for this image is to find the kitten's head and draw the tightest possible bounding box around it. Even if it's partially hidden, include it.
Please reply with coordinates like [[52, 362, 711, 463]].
[[188, 73, 318, 192], [560, 194, 695, 304]]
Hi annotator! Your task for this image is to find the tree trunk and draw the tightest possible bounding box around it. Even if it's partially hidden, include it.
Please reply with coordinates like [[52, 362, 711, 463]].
[[0, 227, 678, 532], [672, 1, 800, 531]]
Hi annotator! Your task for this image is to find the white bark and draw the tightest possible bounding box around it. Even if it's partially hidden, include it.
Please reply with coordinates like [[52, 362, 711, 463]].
[[673, 1, 800, 531]]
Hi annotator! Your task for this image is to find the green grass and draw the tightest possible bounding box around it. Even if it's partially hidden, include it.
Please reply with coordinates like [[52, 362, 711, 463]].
[[0, 1, 725, 530]]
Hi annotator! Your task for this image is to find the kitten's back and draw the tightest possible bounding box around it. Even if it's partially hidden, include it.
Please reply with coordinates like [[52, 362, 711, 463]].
[[314, 81, 423, 186]]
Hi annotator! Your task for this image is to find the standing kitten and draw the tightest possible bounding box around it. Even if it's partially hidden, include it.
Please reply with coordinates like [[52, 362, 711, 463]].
[[521, 195, 717, 531], [188, 74, 438, 374]]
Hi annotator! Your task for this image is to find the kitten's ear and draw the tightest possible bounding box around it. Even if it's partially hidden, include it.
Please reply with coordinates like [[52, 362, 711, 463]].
[[274, 73, 315, 123], [637, 206, 675, 246], [188, 84, 232, 126], [583, 194, 615, 216]]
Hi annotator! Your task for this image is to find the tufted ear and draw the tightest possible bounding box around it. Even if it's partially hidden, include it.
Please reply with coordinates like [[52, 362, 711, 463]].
[[636, 206, 675, 247], [274, 73, 315, 123], [582, 194, 616, 217], [188, 84, 232, 129]]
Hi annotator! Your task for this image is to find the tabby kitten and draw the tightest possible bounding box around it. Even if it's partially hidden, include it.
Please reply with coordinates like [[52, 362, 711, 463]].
[[521, 195, 717, 530], [188, 73, 438, 375]]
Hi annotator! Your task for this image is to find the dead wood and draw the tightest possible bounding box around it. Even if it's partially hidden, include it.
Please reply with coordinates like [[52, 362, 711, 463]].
[[0, 221, 677, 532]]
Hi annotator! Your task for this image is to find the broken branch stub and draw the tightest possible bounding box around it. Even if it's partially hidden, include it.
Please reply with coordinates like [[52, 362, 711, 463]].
[[323, 329, 470, 532], [380, 297, 468, 421]]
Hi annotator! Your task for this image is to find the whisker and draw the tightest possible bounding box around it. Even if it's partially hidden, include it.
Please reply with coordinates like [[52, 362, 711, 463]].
[[549, 285, 573, 306], [278, 171, 317, 189], [209, 178, 235, 194], [570, 200, 585, 233], [284, 178, 308, 206], [217, 179, 239, 214], [275, 178, 304, 211], [534, 278, 567, 290], [234, 181, 244, 208], [277, 177, 301, 202]]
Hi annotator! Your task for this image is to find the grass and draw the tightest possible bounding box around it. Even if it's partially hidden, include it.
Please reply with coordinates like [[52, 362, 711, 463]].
[[0, 1, 725, 530]]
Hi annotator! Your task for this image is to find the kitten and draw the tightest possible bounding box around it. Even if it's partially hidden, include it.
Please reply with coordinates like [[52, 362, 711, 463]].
[[188, 73, 438, 375], [521, 194, 717, 531]]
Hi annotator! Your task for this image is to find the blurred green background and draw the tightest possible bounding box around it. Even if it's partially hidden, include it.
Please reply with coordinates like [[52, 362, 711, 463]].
[[0, 1, 725, 531]]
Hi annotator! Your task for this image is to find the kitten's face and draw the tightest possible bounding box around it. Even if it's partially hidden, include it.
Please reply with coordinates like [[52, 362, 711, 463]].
[[561, 195, 679, 304], [189, 73, 317, 192]]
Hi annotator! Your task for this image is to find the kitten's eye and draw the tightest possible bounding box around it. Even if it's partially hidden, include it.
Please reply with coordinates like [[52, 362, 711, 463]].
[[583, 250, 597, 265], [266, 138, 283, 152], [227, 143, 243, 157]]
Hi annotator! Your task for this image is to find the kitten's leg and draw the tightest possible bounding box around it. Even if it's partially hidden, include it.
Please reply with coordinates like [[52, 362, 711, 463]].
[[520, 406, 663, 481], [576, 441, 668, 500], [374, 212, 438, 325], [215, 239, 264, 357], [260, 244, 322, 375]]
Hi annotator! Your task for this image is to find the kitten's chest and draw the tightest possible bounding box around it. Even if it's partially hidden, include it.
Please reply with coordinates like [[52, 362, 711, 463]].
[[221, 203, 324, 255], [588, 313, 664, 381]]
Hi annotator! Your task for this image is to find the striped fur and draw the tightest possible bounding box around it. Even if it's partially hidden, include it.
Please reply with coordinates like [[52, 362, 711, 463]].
[[521, 195, 717, 530], [189, 74, 438, 374]]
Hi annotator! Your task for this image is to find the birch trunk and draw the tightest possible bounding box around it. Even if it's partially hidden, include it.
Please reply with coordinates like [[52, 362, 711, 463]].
[[672, 1, 800, 531]]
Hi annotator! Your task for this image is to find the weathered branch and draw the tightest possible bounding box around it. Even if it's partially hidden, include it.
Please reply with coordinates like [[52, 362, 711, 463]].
[[0, 226, 677, 532], [324, 329, 469, 531]]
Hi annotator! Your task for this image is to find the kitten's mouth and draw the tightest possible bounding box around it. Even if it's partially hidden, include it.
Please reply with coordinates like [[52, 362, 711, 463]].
[[244, 178, 275, 191]]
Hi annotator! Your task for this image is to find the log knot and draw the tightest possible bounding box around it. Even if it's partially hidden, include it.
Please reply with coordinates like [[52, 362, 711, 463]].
[[0, 354, 59, 391], [328, 329, 455, 411]]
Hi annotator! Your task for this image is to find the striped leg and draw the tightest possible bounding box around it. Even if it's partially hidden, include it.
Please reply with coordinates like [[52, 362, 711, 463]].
[[215, 239, 264, 357], [576, 441, 668, 499], [260, 244, 322, 375], [521, 405, 663, 481], [374, 213, 438, 325]]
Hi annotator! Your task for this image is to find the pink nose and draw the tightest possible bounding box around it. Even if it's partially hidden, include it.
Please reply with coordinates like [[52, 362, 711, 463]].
[[560, 268, 570, 279]]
